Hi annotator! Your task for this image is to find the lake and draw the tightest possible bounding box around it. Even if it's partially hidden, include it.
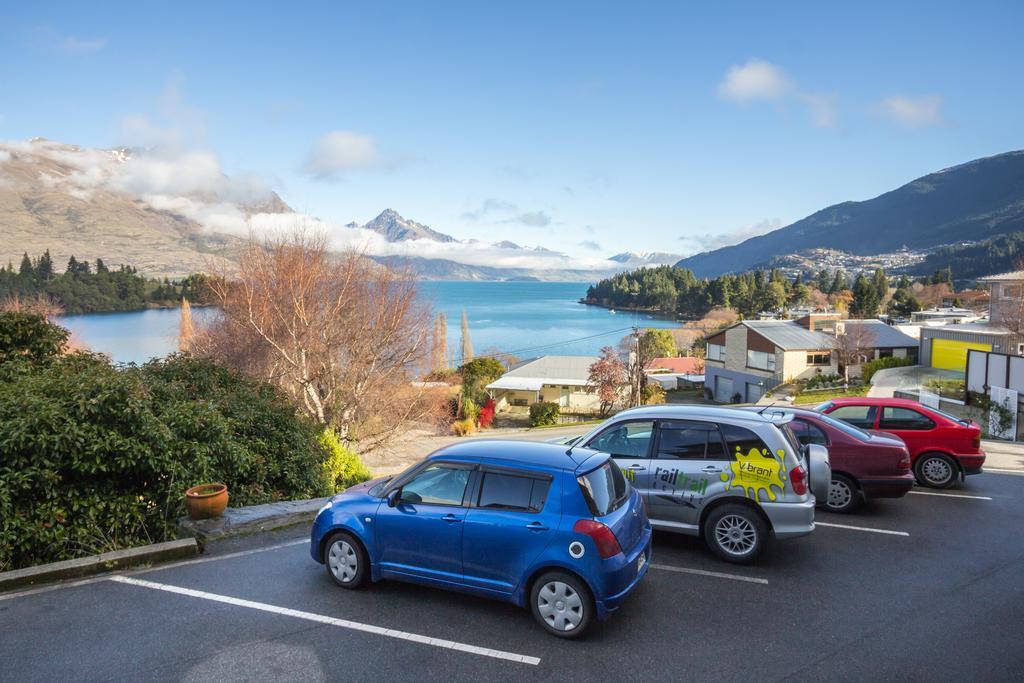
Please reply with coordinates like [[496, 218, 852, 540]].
[[57, 281, 679, 365]]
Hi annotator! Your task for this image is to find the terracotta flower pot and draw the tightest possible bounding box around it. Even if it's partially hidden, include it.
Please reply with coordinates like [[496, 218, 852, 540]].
[[185, 483, 229, 520]]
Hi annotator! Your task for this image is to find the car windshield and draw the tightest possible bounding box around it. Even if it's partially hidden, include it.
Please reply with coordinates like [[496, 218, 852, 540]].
[[814, 401, 835, 413], [811, 411, 872, 442], [577, 459, 629, 516]]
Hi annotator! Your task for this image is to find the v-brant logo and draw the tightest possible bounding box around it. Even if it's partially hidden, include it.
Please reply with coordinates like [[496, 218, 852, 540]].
[[720, 447, 788, 502]]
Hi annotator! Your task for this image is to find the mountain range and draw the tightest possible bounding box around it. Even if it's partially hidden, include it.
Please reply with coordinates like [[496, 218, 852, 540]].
[[0, 139, 682, 280], [677, 150, 1024, 277]]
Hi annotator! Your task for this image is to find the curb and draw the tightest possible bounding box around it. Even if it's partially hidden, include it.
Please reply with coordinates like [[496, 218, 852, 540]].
[[177, 497, 329, 543], [0, 538, 199, 592]]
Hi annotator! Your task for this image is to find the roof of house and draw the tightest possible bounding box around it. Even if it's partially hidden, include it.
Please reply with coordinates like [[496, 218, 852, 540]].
[[978, 270, 1024, 282], [742, 320, 834, 351], [486, 354, 599, 391], [644, 356, 703, 374], [840, 319, 919, 347]]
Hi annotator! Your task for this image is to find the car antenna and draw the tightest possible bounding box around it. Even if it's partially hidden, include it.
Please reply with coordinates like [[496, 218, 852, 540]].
[[757, 401, 779, 416]]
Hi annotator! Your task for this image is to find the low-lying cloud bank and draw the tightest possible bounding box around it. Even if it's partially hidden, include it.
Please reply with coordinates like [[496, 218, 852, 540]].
[[0, 138, 619, 272]]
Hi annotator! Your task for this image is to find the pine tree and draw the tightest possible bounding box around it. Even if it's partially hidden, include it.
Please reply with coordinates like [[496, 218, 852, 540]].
[[817, 269, 830, 293], [460, 310, 473, 363], [19, 253, 34, 278], [830, 270, 847, 294], [37, 250, 54, 281], [872, 268, 888, 301]]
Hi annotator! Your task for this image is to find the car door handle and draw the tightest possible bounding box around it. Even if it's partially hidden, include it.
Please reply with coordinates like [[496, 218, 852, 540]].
[[526, 521, 549, 531], [701, 466, 723, 473], [441, 513, 462, 524], [626, 464, 646, 470]]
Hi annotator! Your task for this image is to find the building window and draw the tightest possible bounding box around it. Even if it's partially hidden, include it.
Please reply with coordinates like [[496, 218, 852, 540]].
[[806, 352, 831, 366], [746, 349, 776, 371], [878, 348, 893, 358], [707, 343, 726, 362], [1002, 284, 1022, 300]]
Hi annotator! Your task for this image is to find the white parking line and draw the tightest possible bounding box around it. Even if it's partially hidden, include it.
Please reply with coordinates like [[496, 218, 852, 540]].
[[815, 521, 910, 537], [909, 490, 993, 501], [651, 563, 769, 585], [108, 575, 541, 666]]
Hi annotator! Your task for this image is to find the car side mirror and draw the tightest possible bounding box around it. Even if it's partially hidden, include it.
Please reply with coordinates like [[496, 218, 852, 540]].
[[386, 489, 401, 507]]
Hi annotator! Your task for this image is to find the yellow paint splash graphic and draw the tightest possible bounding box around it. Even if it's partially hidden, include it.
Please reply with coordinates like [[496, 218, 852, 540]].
[[720, 448, 788, 502]]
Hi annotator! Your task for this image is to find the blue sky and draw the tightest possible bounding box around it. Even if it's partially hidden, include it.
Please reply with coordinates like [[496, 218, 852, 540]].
[[2, 0, 1022, 261]]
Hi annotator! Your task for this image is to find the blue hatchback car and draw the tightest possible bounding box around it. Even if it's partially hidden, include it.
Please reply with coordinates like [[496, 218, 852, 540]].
[[310, 440, 652, 637]]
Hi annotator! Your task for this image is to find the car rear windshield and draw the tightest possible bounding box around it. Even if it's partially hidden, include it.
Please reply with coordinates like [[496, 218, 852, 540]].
[[577, 459, 629, 516], [812, 411, 872, 442], [921, 406, 971, 426]]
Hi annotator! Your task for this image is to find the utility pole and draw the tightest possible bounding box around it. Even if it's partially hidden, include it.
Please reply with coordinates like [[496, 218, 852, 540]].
[[631, 326, 642, 407]]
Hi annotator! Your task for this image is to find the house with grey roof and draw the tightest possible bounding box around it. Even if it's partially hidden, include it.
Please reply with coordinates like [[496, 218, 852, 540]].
[[486, 355, 601, 412], [703, 316, 918, 403]]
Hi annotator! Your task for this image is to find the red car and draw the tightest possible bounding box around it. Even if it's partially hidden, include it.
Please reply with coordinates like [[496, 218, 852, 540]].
[[815, 397, 986, 489], [746, 407, 914, 513]]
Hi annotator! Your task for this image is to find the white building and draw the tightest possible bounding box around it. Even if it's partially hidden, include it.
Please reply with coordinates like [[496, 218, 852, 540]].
[[486, 355, 601, 412]]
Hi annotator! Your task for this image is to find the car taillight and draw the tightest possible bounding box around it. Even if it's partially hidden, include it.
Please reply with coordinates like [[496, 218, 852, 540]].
[[898, 449, 911, 471], [790, 464, 808, 495], [972, 437, 981, 450], [573, 519, 622, 559]]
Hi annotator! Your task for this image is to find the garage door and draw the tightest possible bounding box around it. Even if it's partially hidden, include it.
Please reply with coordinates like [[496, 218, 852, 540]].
[[714, 375, 733, 402], [746, 382, 763, 403], [931, 339, 992, 371]]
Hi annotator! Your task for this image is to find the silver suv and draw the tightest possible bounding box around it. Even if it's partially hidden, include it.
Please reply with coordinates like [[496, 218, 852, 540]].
[[571, 406, 830, 564]]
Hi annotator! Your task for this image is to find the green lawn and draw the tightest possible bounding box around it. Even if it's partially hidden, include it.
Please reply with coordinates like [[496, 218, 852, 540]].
[[791, 385, 871, 405]]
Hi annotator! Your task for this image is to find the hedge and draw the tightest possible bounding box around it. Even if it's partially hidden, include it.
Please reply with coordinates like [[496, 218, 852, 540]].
[[862, 356, 914, 383], [0, 348, 333, 571]]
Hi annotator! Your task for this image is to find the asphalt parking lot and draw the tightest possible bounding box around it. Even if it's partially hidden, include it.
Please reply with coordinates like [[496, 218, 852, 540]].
[[2, 471, 1023, 682]]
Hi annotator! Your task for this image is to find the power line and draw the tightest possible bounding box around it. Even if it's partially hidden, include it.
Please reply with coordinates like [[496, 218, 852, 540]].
[[449, 326, 637, 366]]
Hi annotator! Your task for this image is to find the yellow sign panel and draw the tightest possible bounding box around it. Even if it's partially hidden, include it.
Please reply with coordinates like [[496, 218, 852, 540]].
[[931, 338, 991, 371]]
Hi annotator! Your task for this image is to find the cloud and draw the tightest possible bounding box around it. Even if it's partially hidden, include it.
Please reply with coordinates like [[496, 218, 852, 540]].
[[508, 211, 551, 228], [59, 36, 106, 54], [31, 26, 106, 54], [118, 76, 207, 150], [874, 95, 944, 128], [461, 198, 517, 221], [679, 218, 783, 255], [579, 240, 602, 250], [717, 59, 789, 102], [717, 59, 836, 128], [303, 130, 384, 179], [463, 199, 552, 227]]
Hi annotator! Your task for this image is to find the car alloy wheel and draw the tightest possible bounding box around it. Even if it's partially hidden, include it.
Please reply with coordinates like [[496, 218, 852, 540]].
[[714, 514, 757, 557], [328, 539, 359, 583], [537, 580, 584, 633], [825, 475, 859, 513], [916, 453, 956, 489]]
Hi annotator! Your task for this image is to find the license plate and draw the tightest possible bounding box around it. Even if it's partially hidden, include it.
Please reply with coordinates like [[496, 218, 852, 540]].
[[637, 551, 647, 572]]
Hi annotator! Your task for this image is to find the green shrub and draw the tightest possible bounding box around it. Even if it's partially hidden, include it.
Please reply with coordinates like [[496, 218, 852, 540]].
[[458, 357, 506, 402], [460, 396, 480, 421], [319, 428, 372, 492], [643, 383, 666, 405], [862, 356, 913, 383], [529, 401, 560, 427], [0, 351, 331, 571], [0, 311, 68, 364]]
